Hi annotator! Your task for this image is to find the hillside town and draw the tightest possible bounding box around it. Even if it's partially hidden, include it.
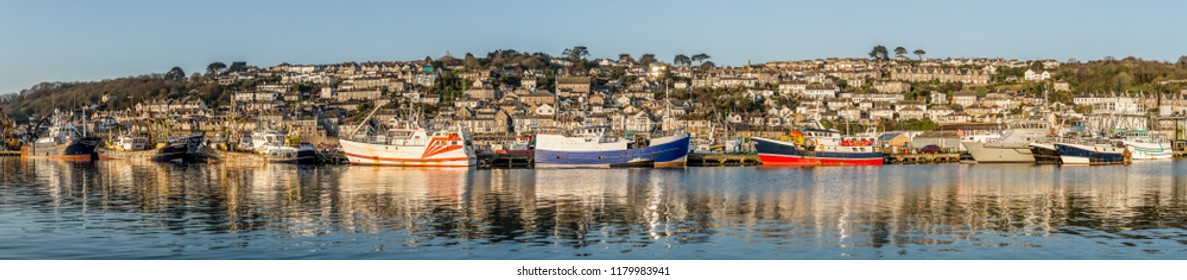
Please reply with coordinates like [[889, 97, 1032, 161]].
[[4, 48, 1187, 159]]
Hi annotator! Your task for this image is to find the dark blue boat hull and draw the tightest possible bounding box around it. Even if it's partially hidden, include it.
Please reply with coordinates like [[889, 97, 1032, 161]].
[[535, 135, 689, 167], [1055, 143, 1127, 165]]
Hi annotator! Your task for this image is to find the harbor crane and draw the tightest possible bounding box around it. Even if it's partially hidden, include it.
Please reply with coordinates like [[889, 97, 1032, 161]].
[[1, 108, 22, 150]]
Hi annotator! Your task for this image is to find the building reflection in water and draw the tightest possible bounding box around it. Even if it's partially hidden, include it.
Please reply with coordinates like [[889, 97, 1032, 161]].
[[3, 158, 1186, 257]]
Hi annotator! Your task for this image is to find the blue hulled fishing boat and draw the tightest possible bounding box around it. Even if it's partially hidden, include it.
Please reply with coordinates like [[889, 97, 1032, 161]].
[[534, 126, 690, 168]]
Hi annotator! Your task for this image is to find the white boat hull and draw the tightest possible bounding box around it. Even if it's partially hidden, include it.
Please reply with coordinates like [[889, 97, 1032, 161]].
[[1123, 141, 1172, 160], [340, 139, 476, 167], [1059, 155, 1091, 165], [962, 141, 1035, 163]]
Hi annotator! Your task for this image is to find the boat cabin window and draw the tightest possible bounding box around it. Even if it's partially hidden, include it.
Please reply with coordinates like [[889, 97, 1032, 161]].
[[387, 130, 414, 138]]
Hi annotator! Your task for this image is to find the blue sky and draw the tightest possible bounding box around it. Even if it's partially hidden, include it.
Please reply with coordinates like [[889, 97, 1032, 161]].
[[2, 0, 1185, 94]]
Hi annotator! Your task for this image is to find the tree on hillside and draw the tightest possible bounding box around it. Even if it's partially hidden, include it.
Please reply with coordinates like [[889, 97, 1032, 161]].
[[227, 61, 248, 73], [206, 62, 226, 76], [521, 56, 545, 69], [913, 49, 926, 60], [692, 53, 711, 66], [618, 53, 634, 64], [869, 45, 889, 61], [164, 67, 186, 80], [463, 52, 481, 69], [638, 53, 657, 66], [673, 54, 691, 67], [1179, 55, 1187, 67], [894, 46, 907, 58], [562, 45, 589, 62], [437, 52, 460, 66]]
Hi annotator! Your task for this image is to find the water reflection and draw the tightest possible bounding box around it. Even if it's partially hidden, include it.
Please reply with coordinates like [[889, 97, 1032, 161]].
[[1, 158, 1186, 259]]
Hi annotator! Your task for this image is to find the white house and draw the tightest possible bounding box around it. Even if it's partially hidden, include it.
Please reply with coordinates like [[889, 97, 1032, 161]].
[[952, 92, 979, 107], [778, 82, 808, 95], [1024, 69, 1051, 81], [534, 104, 555, 116], [930, 92, 948, 105], [803, 83, 838, 99]]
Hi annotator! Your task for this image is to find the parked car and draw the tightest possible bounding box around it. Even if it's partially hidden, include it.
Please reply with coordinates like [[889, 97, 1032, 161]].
[[919, 144, 942, 154]]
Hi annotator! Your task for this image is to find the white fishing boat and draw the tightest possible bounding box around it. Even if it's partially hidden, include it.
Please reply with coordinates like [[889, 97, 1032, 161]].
[[962, 120, 1051, 163], [210, 130, 316, 164], [338, 106, 475, 167], [1118, 130, 1172, 160], [340, 125, 475, 167], [251, 130, 317, 163]]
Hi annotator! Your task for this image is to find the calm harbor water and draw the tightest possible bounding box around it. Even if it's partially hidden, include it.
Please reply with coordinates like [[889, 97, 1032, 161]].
[[1, 158, 1186, 259]]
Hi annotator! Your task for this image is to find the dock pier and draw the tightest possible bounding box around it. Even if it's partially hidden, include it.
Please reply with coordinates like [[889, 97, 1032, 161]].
[[687, 153, 762, 167], [884, 153, 961, 164], [478, 153, 534, 169]]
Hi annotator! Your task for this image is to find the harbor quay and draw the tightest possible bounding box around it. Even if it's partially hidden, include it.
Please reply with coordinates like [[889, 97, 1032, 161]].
[[3, 107, 1185, 168]]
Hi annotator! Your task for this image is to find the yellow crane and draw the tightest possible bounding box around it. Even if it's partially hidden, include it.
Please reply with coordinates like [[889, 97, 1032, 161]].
[[0, 108, 22, 150]]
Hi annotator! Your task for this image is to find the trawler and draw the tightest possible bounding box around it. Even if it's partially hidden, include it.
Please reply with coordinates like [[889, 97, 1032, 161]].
[[97, 134, 204, 162], [961, 120, 1051, 163], [1118, 130, 1172, 160], [96, 121, 204, 162], [534, 126, 689, 168], [21, 111, 99, 160], [339, 120, 476, 167], [1054, 138, 1130, 165], [753, 126, 883, 166], [1027, 141, 1062, 164], [338, 104, 475, 167], [211, 130, 316, 164]]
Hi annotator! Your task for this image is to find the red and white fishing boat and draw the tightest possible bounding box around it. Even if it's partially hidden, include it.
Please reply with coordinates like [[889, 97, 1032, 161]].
[[339, 116, 476, 167]]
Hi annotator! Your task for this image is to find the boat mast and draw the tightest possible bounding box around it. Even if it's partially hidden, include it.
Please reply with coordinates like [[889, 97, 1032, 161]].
[[350, 103, 385, 137], [81, 106, 88, 138], [229, 98, 237, 142], [664, 83, 671, 134]]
